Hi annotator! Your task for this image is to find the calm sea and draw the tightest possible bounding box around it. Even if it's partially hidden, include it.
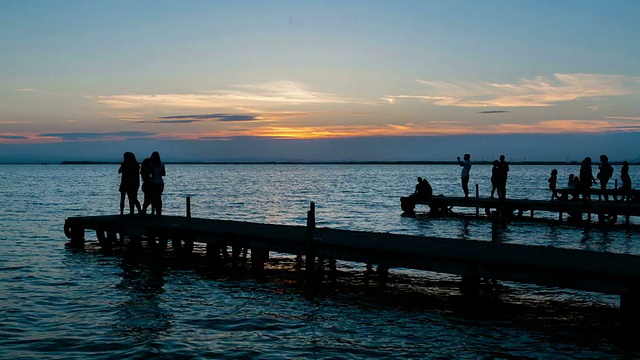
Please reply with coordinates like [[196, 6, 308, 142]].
[[1, 163, 640, 359]]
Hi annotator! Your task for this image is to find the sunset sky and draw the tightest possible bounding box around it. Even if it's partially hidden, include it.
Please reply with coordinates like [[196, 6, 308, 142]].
[[1, 0, 639, 162]]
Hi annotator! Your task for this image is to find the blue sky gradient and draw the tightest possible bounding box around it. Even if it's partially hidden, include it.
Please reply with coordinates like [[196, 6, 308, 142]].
[[1, 1, 639, 162]]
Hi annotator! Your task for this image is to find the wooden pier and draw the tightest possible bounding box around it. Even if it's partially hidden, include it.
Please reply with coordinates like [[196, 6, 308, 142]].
[[64, 203, 640, 316], [401, 187, 640, 225]]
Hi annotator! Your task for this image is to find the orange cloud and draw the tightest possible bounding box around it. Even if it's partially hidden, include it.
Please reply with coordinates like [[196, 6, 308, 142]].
[[1, 117, 636, 144]]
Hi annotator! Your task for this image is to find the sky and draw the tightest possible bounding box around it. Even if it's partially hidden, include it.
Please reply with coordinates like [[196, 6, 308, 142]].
[[1, 0, 639, 162]]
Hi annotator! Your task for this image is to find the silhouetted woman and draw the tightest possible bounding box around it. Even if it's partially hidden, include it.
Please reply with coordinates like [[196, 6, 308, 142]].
[[118, 152, 142, 216], [149, 151, 166, 216], [140, 157, 154, 215], [579, 157, 597, 200]]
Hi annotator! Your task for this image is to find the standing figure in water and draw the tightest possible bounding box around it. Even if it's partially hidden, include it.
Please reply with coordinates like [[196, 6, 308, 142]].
[[118, 152, 142, 216], [149, 151, 166, 216]]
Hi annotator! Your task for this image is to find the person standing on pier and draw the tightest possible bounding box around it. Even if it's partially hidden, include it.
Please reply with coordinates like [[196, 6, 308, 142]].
[[548, 169, 558, 201], [621, 161, 632, 201], [149, 151, 166, 216], [497, 154, 510, 200], [118, 152, 142, 216], [140, 157, 154, 215], [490, 160, 499, 198], [597, 154, 614, 202], [579, 157, 597, 201], [457, 153, 471, 199]]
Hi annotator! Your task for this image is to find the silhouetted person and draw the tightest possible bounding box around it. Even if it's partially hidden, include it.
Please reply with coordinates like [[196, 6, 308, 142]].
[[621, 161, 632, 201], [414, 177, 423, 195], [457, 153, 471, 199], [568, 174, 579, 188], [548, 169, 558, 201], [140, 157, 155, 215], [416, 177, 432, 199], [579, 157, 597, 200], [149, 151, 166, 216], [410, 176, 432, 199], [597, 154, 613, 202], [497, 154, 509, 200], [118, 152, 142, 216], [490, 160, 499, 198], [567, 174, 580, 201]]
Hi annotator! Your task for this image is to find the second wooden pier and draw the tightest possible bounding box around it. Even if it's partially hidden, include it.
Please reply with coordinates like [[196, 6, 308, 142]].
[[401, 187, 640, 225]]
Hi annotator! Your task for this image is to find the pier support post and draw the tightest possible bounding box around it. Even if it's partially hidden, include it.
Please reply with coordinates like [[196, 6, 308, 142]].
[[251, 248, 269, 275], [186, 196, 191, 218], [377, 264, 389, 285], [475, 184, 479, 217], [491, 216, 500, 242], [306, 202, 316, 277], [620, 289, 640, 323], [461, 275, 481, 296], [206, 243, 222, 268], [66, 227, 85, 249]]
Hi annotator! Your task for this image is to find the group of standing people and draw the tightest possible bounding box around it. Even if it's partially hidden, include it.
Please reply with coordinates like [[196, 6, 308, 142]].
[[456, 153, 632, 202], [457, 153, 509, 200], [118, 151, 166, 216], [551, 155, 632, 202]]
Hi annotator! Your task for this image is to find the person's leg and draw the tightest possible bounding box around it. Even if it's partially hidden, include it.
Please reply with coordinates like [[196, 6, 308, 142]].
[[126, 189, 135, 215], [499, 180, 507, 200], [133, 189, 142, 212], [462, 176, 469, 198], [119, 191, 126, 215], [156, 184, 164, 215]]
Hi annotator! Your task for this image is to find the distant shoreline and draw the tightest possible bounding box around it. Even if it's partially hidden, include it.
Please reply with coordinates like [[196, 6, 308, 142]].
[[43, 160, 640, 166], [0, 160, 638, 165]]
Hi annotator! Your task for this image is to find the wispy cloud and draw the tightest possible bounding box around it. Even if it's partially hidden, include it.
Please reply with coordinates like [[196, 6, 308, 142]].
[[170, 118, 640, 140], [90, 81, 371, 111], [37, 131, 157, 141], [0, 135, 27, 140], [152, 113, 262, 124], [386, 73, 640, 108], [607, 116, 640, 121], [478, 110, 509, 114], [14, 88, 37, 92]]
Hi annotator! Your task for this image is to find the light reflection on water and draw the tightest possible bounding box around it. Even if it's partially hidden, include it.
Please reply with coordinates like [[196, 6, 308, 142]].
[[0, 164, 639, 358]]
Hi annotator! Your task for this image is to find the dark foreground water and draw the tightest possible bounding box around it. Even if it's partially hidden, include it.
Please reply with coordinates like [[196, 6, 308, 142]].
[[1, 164, 640, 359]]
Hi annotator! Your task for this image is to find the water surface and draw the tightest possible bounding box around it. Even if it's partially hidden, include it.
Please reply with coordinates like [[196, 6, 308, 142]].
[[1, 164, 639, 359]]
